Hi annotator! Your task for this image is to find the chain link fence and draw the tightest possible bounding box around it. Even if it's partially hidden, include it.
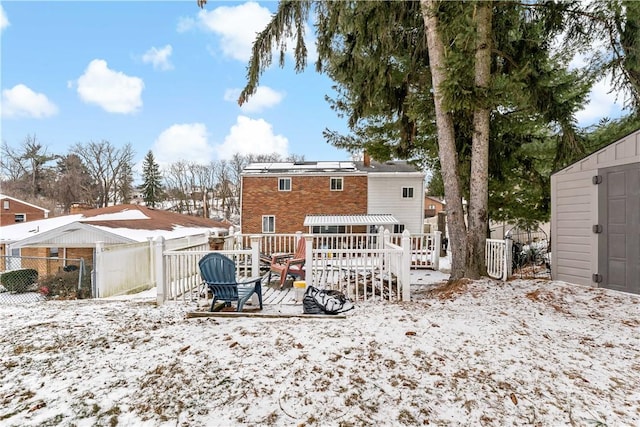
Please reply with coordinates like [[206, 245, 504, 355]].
[[0, 256, 92, 303]]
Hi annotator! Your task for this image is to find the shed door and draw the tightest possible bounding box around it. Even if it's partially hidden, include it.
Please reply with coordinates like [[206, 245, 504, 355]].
[[598, 163, 640, 294]]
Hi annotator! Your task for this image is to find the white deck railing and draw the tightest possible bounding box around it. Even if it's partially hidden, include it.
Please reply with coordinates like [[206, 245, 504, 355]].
[[155, 230, 414, 305]]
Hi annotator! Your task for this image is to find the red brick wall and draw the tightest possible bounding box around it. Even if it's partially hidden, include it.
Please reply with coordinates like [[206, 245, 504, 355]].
[[241, 175, 368, 234], [0, 199, 48, 226]]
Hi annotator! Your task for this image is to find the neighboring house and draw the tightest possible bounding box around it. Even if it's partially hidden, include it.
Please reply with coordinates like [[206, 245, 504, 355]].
[[0, 204, 230, 277], [424, 195, 446, 218], [240, 158, 425, 235], [550, 127, 639, 295], [0, 194, 50, 226]]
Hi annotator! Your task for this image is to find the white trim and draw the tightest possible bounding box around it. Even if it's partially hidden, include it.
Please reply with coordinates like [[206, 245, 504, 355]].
[[0, 194, 50, 213], [304, 214, 399, 227]]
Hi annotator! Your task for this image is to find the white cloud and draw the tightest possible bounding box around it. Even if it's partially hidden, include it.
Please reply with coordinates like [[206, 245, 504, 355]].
[[198, 2, 272, 62], [1, 5, 9, 31], [224, 86, 285, 113], [576, 76, 624, 127], [142, 45, 174, 71], [1, 84, 58, 119], [216, 115, 288, 160], [176, 16, 196, 33], [153, 123, 214, 165], [76, 59, 144, 114]]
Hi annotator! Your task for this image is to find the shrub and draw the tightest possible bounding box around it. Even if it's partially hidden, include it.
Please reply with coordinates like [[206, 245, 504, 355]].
[[0, 269, 39, 293], [38, 270, 81, 299]]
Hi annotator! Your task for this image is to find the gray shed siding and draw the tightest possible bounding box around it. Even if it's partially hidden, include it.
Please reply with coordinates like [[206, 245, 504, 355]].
[[551, 129, 640, 287]]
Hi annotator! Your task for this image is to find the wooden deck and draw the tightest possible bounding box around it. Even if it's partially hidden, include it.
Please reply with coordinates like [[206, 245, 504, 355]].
[[187, 284, 348, 319]]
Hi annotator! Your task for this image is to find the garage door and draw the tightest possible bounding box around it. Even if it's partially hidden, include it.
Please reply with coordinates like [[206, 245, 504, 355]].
[[598, 163, 640, 294]]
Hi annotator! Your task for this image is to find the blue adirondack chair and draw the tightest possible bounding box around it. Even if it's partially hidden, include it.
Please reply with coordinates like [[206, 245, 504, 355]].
[[198, 253, 263, 312]]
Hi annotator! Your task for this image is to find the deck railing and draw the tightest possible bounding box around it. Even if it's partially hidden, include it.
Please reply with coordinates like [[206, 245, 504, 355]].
[[155, 230, 414, 305]]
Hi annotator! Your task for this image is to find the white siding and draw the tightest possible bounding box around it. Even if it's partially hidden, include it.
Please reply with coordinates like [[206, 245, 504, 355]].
[[367, 174, 424, 234], [551, 128, 640, 286]]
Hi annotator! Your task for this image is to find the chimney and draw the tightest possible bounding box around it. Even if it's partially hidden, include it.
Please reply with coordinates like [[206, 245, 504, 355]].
[[69, 203, 94, 214], [363, 151, 371, 167]]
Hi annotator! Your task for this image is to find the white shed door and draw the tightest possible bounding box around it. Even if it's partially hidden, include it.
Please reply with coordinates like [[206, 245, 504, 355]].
[[598, 163, 640, 294]]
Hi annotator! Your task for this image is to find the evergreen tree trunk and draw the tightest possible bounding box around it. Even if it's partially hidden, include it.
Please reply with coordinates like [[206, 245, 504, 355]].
[[421, 0, 468, 281], [466, 1, 492, 279]]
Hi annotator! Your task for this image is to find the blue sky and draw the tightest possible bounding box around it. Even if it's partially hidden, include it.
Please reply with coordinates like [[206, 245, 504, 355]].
[[0, 1, 627, 175]]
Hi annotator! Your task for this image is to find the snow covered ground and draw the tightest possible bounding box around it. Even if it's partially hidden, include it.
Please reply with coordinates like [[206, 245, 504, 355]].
[[1, 260, 639, 426]]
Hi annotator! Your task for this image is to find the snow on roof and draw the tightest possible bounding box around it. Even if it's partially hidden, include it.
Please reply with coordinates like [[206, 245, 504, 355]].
[[0, 214, 83, 242], [0, 204, 230, 245]]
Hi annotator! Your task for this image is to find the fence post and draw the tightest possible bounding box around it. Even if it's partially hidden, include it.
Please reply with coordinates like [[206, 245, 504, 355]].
[[433, 231, 441, 271], [504, 237, 513, 280], [401, 230, 411, 302], [95, 241, 105, 298], [153, 236, 166, 305]]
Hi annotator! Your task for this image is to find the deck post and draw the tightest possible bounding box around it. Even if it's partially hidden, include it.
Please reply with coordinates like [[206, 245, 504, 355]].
[[304, 234, 313, 287], [250, 235, 261, 305], [401, 230, 411, 301]]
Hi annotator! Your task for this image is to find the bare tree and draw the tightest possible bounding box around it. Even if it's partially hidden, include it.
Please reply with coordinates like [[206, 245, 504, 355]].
[[163, 160, 192, 214], [71, 140, 135, 207], [1, 135, 57, 198]]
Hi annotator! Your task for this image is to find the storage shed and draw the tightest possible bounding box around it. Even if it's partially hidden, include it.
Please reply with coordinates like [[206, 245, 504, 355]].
[[551, 128, 640, 294]]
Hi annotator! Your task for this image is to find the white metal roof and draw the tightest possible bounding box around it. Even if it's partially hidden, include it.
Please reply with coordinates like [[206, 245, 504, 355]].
[[303, 214, 399, 227]]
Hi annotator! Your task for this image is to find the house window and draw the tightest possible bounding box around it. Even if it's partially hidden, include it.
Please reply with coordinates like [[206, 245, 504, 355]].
[[402, 187, 414, 198], [49, 247, 59, 258], [330, 177, 343, 191], [429, 204, 436, 210], [311, 225, 346, 234], [3, 200, 9, 209], [393, 224, 405, 233], [14, 213, 26, 223], [278, 178, 291, 191], [262, 215, 275, 233]]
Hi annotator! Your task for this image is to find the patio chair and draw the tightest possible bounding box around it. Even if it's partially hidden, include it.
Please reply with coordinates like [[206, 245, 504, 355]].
[[198, 253, 263, 312], [267, 238, 306, 288]]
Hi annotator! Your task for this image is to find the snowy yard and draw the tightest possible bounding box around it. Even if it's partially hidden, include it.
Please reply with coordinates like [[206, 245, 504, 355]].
[[0, 274, 639, 426]]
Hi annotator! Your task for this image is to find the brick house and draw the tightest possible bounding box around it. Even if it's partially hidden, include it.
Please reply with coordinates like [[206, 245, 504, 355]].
[[424, 195, 446, 218], [0, 194, 50, 226], [240, 158, 425, 236]]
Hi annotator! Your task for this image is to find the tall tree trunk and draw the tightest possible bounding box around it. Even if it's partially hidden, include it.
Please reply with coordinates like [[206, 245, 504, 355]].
[[466, 1, 492, 279], [421, 0, 468, 280]]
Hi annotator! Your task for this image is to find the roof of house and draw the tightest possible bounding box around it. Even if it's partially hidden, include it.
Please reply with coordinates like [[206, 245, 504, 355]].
[[1, 204, 230, 247], [425, 195, 446, 205], [0, 194, 50, 213], [242, 160, 423, 175]]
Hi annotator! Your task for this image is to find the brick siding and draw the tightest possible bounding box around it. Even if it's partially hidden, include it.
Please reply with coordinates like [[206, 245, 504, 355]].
[[242, 175, 368, 234]]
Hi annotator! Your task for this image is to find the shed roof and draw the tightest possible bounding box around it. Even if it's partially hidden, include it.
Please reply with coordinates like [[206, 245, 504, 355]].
[[303, 214, 399, 227]]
